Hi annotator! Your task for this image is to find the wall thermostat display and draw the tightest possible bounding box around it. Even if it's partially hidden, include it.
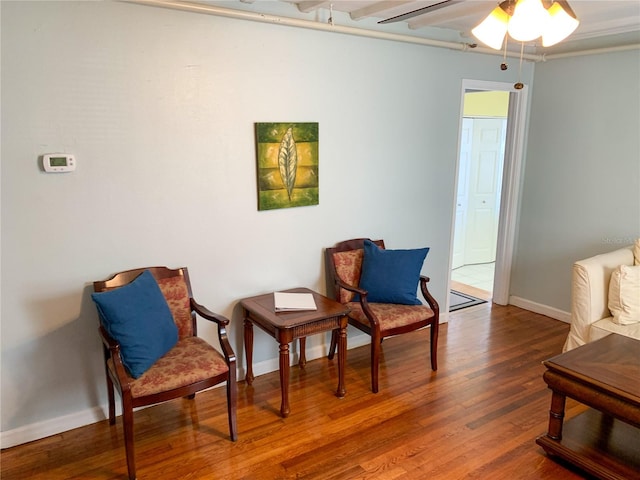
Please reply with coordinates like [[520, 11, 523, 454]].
[[43, 154, 76, 173]]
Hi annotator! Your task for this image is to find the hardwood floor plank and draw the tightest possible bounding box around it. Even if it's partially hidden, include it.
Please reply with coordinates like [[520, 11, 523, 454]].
[[2, 304, 597, 479], [450, 280, 493, 301]]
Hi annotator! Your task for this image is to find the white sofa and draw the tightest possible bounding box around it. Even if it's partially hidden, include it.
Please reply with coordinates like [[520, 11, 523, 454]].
[[563, 243, 640, 352]]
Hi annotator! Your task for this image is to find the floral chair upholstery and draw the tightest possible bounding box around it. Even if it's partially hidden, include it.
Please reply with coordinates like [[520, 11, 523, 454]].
[[325, 239, 439, 393], [93, 266, 237, 480]]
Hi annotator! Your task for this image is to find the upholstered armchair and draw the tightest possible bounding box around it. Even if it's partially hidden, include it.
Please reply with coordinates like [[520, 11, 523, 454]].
[[325, 238, 439, 393], [92, 266, 237, 480], [564, 240, 640, 351]]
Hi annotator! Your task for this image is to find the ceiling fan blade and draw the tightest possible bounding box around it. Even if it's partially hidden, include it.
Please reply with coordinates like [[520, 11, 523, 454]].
[[378, 0, 463, 24]]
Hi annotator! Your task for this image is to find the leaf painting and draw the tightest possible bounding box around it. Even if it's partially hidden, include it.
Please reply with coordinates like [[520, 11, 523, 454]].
[[278, 127, 297, 201], [255, 123, 319, 211]]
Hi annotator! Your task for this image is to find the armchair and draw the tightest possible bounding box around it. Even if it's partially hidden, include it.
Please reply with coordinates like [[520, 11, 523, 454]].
[[92, 266, 237, 480], [325, 238, 439, 393], [564, 244, 640, 351]]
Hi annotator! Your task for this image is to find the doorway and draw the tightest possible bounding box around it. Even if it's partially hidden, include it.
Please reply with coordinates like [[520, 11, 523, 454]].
[[452, 111, 508, 299], [448, 80, 529, 310]]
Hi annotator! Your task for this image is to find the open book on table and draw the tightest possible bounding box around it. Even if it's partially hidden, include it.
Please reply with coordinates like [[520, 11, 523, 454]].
[[274, 292, 317, 312]]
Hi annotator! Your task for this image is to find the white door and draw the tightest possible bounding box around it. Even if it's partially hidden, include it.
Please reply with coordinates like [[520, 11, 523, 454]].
[[464, 118, 507, 264], [452, 118, 472, 269]]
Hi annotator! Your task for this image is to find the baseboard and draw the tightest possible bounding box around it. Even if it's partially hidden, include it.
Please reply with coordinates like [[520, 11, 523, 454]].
[[1, 334, 373, 450], [509, 295, 571, 323], [1, 406, 107, 449]]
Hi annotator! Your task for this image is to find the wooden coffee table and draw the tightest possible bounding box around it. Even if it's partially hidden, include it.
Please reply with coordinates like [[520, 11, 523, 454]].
[[536, 334, 640, 479], [240, 287, 350, 418]]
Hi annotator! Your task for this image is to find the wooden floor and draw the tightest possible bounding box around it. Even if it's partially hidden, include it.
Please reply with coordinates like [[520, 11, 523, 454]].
[[1, 303, 593, 480], [450, 280, 493, 301]]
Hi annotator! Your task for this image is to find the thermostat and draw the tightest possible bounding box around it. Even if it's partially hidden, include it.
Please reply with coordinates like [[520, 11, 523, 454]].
[[43, 154, 76, 173]]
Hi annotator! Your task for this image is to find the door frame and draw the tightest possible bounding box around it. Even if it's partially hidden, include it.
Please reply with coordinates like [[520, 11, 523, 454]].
[[449, 79, 529, 306]]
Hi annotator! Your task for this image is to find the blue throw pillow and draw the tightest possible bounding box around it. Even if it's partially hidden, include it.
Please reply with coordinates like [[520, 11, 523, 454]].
[[359, 239, 429, 305], [91, 269, 178, 378]]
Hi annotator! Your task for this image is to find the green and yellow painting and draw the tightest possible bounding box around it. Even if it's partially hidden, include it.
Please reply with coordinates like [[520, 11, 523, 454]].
[[255, 122, 319, 211]]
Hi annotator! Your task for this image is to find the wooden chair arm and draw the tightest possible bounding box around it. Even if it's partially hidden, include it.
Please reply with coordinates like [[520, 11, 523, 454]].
[[333, 277, 382, 326], [335, 278, 368, 297], [190, 299, 229, 326], [98, 325, 132, 390], [419, 275, 440, 315], [190, 299, 236, 364]]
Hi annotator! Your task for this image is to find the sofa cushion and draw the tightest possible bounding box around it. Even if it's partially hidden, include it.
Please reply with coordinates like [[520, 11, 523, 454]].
[[359, 239, 429, 305], [591, 317, 640, 342], [608, 264, 640, 325], [634, 238, 640, 266], [107, 336, 229, 398], [92, 269, 179, 378]]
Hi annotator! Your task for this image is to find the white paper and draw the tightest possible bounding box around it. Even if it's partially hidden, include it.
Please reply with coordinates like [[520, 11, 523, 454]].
[[274, 292, 317, 311]]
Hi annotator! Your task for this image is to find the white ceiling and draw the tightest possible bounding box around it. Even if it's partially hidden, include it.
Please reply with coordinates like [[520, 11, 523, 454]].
[[196, 0, 640, 56]]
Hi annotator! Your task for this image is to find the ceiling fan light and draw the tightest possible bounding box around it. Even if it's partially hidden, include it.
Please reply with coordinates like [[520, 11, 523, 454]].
[[471, 5, 509, 50], [507, 0, 550, 42], [542, 1, 580, 46]]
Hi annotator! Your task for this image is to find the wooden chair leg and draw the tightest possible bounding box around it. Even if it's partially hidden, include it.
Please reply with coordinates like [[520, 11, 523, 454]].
[[106, 373, 116, 425], [121, 397, 136, 480], [430, 320, 439, 371], [227, 368, 238, 442], [370, 333, 381, 393], [327, 330, 338, 360]]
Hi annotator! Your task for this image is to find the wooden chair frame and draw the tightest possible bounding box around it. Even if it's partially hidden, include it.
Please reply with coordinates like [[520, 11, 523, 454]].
[[94, 266, 237, 480], [325, 238, 439, 393]]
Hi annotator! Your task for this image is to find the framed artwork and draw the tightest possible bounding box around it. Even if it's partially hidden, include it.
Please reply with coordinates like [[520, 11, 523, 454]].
[[255, 122, 319, 211]]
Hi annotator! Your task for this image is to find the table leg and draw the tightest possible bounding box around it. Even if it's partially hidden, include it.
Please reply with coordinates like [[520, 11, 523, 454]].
[[279, 342, 290, 417], [547, 390, 566, 441], [336, 324, 347, 398], [298, 337, 307, 368], [244, 317, 255, 385]]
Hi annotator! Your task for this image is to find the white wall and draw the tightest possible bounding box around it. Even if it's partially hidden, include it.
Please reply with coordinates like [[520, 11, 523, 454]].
[[511, 49, 640, 311], [1, 1, 535, 445]]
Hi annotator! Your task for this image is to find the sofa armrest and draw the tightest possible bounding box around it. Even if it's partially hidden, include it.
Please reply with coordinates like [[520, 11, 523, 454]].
[[563, 245, 634, 351]]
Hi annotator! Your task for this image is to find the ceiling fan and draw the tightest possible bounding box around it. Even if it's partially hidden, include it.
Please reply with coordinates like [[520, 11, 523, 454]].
[[380, 0, 581, 51], [378, 0, 463, 24]]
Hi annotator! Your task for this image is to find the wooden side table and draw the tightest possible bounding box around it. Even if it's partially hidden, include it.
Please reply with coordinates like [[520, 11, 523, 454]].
[[240, 287, 350, 417]]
